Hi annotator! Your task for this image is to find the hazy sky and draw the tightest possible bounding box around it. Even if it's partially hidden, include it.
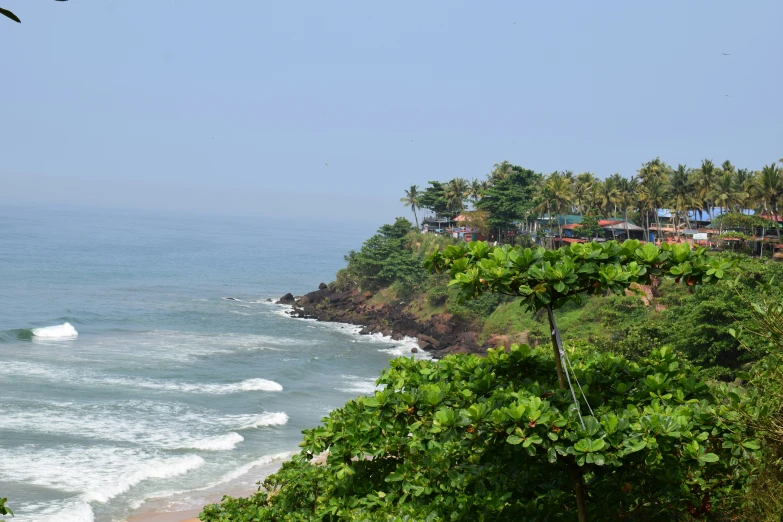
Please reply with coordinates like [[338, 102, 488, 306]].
[[2, 1, 781, 224]]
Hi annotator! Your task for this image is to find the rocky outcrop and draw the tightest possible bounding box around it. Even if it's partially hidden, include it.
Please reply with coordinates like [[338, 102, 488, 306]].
[[277, 293, 296, 305], [282, 286, 488, 358]]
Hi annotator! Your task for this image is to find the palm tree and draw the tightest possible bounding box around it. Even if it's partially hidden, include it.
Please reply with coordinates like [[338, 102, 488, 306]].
[[595, 177, 620, 239], [573, 172, 596, 215], [713, 172, 746, 231], [637, 159, 672, 240], [616, 177, 638, 239], [668, 165, 698, 237], [639, 177, 670, 241], [757, 163, 783, 241], [488, 161, 514, 183], [467, 179, 484, 205], [400, 185, 421, 229], [445, 178, 469, 216], [692, 159, 718, 222], [544, 172, 573, 236]]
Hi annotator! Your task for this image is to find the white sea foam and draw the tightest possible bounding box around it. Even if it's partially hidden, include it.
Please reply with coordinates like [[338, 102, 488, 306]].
[[31, 322, 78, 339], [11, 500, 95, 522], [231, 411, 289, 429], [128, 451, 293, 514], [212, 451, 293, 485], [0, 446, 204, 505], [0, 399, 287, 451], [100, 376, 284, 394], [185, 432, 244, 451], [78, 330, 303, 364], [0, 361, 283, 393], [276, 307, 432, 359], [338, 375, 381, 395]]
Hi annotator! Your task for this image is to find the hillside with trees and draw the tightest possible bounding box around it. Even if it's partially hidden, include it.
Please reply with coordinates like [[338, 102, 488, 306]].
[[200, 158, 783, 521], [404, 158, 782, 246]]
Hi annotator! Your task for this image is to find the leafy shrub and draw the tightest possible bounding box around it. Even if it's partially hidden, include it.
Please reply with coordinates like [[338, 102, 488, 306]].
[[426, 286, 448, 307], [201, 345, 759, 521], [341, 218, 423, 292]]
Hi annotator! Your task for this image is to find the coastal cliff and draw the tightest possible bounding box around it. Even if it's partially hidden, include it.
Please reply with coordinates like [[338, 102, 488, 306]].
[[280, 285, 489, 357]]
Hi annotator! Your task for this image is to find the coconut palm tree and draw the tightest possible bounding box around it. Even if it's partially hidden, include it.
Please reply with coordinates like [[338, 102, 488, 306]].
[[668, 164, 698, 237], [445, 178, 469, 215], [595, 177, 620, 239], [573, 172, 597, 215], [713, 172, 747, 229], [692, 159, 718, 222], [616, 176, 638, 239], [400, 185, 421, 229], [639, 177, 670, 241], [637, 159, 672, 240], [467, 179, 484, 205], [544, 172, 573, 236], [488, 161, 514, 183], [757, 163, 783, 241]]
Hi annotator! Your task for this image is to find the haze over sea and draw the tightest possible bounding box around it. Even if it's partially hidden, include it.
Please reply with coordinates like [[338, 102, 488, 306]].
[[0, 204, 426, 522]]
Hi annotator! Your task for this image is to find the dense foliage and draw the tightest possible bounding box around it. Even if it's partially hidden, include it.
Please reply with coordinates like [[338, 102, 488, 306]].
[[473, 166, 540, 233], [200, 239, 776, 521], [408, 158, 783, 244], [425, 239, 729, 312], [200, 345, 759, 521], [338, 218, 423, 292]]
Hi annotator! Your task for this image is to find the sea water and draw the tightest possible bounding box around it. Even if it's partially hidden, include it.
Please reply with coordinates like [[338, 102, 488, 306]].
[[0, 204, 426, 522]]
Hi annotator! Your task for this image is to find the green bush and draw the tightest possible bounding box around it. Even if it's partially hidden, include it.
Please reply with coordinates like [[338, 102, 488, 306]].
[[201, 345, 759, 521], [341, 218, 423, 292]]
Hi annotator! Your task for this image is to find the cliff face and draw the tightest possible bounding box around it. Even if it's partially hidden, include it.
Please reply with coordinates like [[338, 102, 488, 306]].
[[280, 286, 487, 358]]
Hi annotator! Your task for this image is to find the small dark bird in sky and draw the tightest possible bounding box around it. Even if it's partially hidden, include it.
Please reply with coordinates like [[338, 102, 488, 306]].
[[721, 53, 730, 56], [724, 94, 730, 97], [325, 163, 328, 166], [512, 141, 516, 144]]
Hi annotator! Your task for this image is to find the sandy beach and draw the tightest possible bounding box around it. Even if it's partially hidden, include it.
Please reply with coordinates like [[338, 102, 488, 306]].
[[127, 509, 201, 522], [126, 452, 328, 522]]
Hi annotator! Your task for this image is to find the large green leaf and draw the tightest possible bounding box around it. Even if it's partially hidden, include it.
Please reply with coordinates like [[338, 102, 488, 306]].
[[0, 7, 21, 22]]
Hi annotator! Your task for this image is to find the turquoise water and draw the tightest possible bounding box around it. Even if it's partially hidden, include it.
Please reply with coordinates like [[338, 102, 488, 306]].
[[0, 204, 425, 522]]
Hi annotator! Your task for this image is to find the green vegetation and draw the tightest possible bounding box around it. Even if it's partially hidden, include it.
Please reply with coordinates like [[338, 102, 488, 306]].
[[414, 158, 783, 243], [336, 218, 424, 293], [0, 497, 12, 522], [201, 345, 759, 521], [201, 235, 783, 521], [201, 153, 783, 520]]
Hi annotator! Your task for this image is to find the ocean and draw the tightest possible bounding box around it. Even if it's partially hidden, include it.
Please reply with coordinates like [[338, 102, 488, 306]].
[[0, 204, 426, 522]]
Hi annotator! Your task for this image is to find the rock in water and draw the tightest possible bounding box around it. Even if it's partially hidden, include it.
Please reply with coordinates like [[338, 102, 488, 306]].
[[277, 293, 296, 305], [411, 347, 419, 353]]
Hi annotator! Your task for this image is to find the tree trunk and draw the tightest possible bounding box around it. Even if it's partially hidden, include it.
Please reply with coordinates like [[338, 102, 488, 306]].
[[413, 207, 419, 229], [546, 306, 566, 390], [547, 306, 588, 522], [624, 208, 629, 240]]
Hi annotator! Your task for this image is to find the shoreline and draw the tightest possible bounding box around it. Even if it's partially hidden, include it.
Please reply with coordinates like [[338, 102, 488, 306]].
[[125, 453, 290, 522], [126, 451, 330, 522], [279, 285, 492, 358]]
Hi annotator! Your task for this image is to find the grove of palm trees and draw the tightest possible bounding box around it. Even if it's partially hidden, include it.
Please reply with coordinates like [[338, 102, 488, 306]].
[[403, 158, 783, 245]]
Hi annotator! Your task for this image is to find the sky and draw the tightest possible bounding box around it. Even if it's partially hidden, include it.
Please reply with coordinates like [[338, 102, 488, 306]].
[[1, 1, 781, 225]]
